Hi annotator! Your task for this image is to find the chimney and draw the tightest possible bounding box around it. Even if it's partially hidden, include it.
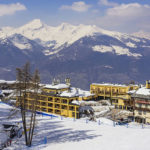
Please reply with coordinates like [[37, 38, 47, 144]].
[[146, 80, 150, 89], [65, 78, 71, 86]]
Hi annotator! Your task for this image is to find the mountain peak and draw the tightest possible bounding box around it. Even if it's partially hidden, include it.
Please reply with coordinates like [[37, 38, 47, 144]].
[[58, 22, 75, 30], [22, 19, 44, 30]]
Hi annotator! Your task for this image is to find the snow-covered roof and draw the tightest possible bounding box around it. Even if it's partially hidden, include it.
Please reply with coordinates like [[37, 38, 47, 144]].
[[92, 83, 138, 88], [60, 87, 94, 98], [92, 83, 128, 87], [71, 100, 83, 105], [134, 87, 150, 96], [128, 90, 136, 94], [44, 83, 69, 90], [0, 80, 16, 84], [2, 89, 13, 94]]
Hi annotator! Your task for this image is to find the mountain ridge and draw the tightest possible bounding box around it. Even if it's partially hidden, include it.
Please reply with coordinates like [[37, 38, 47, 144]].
[[1, 19, 150, 89]]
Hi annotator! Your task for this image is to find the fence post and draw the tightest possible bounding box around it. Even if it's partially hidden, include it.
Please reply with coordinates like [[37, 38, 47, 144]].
[[86, 119, 88, 124], [61, 116, 63, 120], [73, 118, 76, 122], [44, 137, 47, 144], [113, 121, 115, 127], [126, 123, 128, 128], [142, 123, 144, 129], [98, 120, 100, 125]]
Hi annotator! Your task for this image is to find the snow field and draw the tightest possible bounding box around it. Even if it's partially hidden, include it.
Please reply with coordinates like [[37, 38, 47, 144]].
[[1, 103, 150, 150]]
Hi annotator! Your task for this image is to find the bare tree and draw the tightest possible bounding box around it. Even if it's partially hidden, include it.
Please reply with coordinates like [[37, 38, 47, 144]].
[[16, 62, 40, 147], [28, 69, 40, 146]]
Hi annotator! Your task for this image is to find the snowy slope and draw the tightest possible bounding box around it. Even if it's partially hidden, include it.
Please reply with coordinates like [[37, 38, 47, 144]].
[[92, 45, 142, 58], [1, 102, 150, 150], [132, 31, 150, 40]]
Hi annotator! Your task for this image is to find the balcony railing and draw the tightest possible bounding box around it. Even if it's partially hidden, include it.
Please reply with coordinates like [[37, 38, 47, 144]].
[[134, 107, 150, 112]]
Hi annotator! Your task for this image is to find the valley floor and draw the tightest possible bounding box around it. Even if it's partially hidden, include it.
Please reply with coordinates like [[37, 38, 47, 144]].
[[0, 102, 150, 150]]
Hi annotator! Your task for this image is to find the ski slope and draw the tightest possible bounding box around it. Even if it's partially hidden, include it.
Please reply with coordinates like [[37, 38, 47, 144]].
[[0, 102, 150, 150]]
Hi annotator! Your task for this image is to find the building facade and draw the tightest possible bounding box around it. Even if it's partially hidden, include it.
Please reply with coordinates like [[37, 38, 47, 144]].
[[17, 79, 95, 119], [90, 83, 139, 110], [132, 81, 150, 124]]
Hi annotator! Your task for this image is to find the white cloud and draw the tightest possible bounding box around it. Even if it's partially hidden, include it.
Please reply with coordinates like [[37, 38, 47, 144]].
[[0, 3, 26, 17], [60, 1, 91, 12], [98, 0, 118, 7], [106, 3, 150, 18], [94, 3, 150, 32]]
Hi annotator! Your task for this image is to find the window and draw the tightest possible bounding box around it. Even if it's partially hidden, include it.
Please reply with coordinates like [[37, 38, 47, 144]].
[[48, 103, 53, 107], [138, 104, 142, 108], [72, 112, 75, 117], [138, 110, 142, 115], [62, 99, 67, 104], [144, 111, 146, 115], [48, 97, 53, 101]]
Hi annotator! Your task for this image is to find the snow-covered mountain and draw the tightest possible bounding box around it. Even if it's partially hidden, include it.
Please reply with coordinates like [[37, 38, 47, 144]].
[[0, 19, 102, 49], [0, 19, 148, 57], [132, 31, 150, 40], [1, 19, 150, 88]]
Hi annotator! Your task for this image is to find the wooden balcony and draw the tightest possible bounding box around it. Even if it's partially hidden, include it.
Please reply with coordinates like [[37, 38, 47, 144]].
[[134, 107, 150, 112]]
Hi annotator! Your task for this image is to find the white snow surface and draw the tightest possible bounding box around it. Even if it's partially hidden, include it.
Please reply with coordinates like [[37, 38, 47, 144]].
[[12, 41, 32, 50], [92, 45, 141, 57], [126, 42, 137, 48], [0, 80, 16, 84], [44, 83, 69, 90], [132, 31, 150, 40], [0, 103, 150, 150], [60, 87, 94, 98], [92, 83, 128, 87], [135, 87, 150, 96]]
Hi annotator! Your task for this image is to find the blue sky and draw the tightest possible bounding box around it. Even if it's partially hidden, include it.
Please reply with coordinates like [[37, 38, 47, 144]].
[[0, 0, 150, 33]]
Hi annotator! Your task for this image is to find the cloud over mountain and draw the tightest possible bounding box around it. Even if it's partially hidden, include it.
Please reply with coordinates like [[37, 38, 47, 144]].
[[60, 1, 91, 12], [94, 2, 150, 33], [0, 3, 26, 16]]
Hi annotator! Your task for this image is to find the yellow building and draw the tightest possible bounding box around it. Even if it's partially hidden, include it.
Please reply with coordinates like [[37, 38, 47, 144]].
[[90, 83, 139, 110], [17, 79, 95, 119]]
